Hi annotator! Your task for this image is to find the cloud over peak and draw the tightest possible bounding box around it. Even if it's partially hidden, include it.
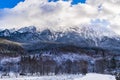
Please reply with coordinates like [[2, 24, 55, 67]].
[[0, 0, 120, 35]]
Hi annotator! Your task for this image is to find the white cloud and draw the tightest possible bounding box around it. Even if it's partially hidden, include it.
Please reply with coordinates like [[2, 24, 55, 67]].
[[0, 0, 120, 34], [87, 0, 120, 34]]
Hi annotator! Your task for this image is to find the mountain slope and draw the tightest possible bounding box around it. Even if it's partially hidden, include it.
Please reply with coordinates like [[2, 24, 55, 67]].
[[0, 38, 26, 57]]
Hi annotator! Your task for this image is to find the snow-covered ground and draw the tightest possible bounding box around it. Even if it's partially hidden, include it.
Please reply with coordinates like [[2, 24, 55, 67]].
[[75, 73, 116, 80], [0, 73, 116, 80]]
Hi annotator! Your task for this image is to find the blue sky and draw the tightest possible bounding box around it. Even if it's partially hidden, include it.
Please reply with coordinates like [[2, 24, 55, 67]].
[[0, 0, 86, 9], [0, 0, 25, 8]]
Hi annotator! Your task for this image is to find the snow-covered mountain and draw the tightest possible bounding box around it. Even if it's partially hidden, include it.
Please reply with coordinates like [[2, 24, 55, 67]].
[[0, 25, 120, 50], [0, 25, 120, 77]]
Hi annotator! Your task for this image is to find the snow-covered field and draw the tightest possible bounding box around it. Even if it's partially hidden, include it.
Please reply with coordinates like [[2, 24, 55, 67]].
[[0, 73, 116, 80]]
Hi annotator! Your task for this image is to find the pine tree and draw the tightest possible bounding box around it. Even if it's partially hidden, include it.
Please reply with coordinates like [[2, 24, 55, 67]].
[[110, 56, 116, 69]]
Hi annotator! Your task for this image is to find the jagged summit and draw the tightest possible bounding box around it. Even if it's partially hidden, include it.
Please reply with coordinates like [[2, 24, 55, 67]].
[[17, 26, 37, 33], [69, 24, 118, 39]]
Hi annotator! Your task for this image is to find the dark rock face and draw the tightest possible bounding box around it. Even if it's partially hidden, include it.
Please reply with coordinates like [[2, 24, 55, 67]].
[[0, 29, 10, 37]]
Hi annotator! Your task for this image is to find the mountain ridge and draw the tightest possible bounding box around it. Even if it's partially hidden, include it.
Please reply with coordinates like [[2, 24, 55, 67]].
[[0, 25, 120, 51]]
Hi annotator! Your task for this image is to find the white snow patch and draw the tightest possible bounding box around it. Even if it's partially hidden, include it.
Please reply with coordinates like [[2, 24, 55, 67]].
[[0, 57, 21, 64], [0, 73, 116, 80], [53, 53, 93, 63], [74, 73, 116, 80]]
